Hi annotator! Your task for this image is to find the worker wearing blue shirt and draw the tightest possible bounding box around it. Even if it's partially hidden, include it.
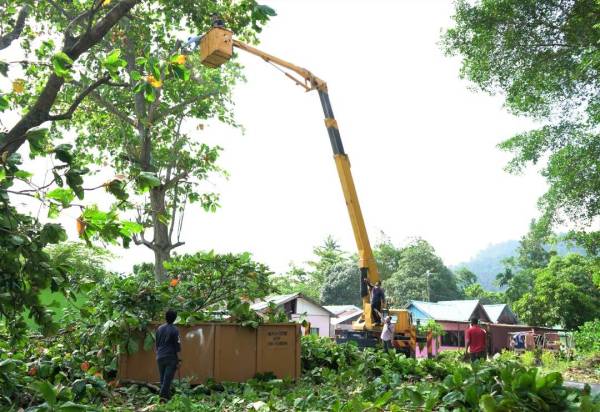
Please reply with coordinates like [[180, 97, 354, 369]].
[[155, 309, 181, 401]]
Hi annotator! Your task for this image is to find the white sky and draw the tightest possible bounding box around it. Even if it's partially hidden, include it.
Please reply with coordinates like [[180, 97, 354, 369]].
[[4, 0, 548, 274]]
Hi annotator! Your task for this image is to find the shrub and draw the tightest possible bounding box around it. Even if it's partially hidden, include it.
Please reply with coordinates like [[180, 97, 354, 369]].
[[574, 319, 600, 353], [541, 351, 558, 368], [521, 351, 535, 366]]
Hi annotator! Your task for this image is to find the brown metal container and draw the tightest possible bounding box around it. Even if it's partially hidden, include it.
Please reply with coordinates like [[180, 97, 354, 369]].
[[118, 323, 301, 384]]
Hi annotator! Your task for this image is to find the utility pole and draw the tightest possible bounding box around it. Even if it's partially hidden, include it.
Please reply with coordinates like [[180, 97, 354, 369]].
[[425, 270, 431, 302]]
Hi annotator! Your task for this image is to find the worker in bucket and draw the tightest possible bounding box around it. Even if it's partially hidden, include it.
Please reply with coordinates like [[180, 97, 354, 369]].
[[365, 279, 385, 325], [156, 309, 181, 401]]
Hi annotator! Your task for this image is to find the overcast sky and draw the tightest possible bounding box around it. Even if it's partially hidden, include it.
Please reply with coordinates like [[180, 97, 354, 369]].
[[5, 0, 549, 274]]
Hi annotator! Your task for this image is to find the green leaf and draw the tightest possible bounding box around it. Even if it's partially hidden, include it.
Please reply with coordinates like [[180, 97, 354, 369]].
[[143, 332, 155, 351], [130, 70, 142, 81], [0, 168, 5, 182], [58, 401, 89, 411], [172, 65, 190, 81], [48, 202, 60, 218], [126, 339, 139, 354], [104, 49, 121, 65], [53, 171, 64, 187], [9, 235, 25, 245], [51, 52, 73, 78], [256, 4, 277, 16], [0, 95, 8, 111], [39, 223, 67, 244], [54, 144, 74, 164], [106, 179, 129, 200], [143, 84, 156, 102], [374, 391, 393, 408], [137, 171, 161, 190], [47, 188, 75, 207], [133, 81, 144, 93], [26, 128, 48, 156], [151, 62, 161, 80], [71, 379, 86, 396], [479, 394, 497, 412], [15, 170, 33, 180], [120, 221, 142, 237], [32, 380, 57, 406], [0, 61, 8, 76], [7, 153, 22, 167]]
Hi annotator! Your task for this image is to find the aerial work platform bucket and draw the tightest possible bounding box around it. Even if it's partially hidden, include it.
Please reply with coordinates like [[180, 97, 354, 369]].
[[199, 27, 233, 68]]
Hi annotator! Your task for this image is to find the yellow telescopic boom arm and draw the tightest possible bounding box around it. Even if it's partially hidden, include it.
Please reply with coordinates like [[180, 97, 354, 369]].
[[199, 27, 379, 328]]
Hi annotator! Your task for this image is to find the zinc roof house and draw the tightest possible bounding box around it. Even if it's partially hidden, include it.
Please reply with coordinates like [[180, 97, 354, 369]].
[[251, 293, 334, 338], [483, 304, 518, 324], [408, 300, 491, 324], [324, 305, 362, 336], [406, 299, 492, 357]]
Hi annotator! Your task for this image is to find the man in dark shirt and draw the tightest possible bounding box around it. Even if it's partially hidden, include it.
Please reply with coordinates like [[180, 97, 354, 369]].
[[465, 317, 487, 362], [365, 280, 385, 325], [156, 309, 181, 400]]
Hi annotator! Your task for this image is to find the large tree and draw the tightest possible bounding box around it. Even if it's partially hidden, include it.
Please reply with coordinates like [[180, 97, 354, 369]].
[[513, 254, 600, 329], [373, 234, 404, 281], [275, 236, 348, 302], [62, 2, 274, 281], [383, 239, 460, 306], [320, 261, 361, 307], [443, 0, 600, 234], [0, 0, 274, 330]]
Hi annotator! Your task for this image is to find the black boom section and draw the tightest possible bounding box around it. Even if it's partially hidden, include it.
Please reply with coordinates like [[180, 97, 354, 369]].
[[360, 267, 369, 298], [318, 90, 345, 155]]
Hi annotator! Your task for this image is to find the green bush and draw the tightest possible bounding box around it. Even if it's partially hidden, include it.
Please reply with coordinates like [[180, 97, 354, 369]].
[[574, 319, 600, 353]]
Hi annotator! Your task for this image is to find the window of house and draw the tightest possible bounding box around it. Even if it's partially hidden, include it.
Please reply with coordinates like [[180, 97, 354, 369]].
[[441, 331, 464, 347], [310, 327, 319, 336]]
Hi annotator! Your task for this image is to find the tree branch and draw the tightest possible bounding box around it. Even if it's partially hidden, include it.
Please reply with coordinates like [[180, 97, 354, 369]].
[[0, 5, 29, 50], [86, 89, 136, 127], [132, 233, 153, 248], [168, 241, 184, 251], [46, 0, 73, 20], [163, 171, 188, 190], [0, 0, 142, 157], [47, 75, 111, 121], [154, 92, 217, 123]]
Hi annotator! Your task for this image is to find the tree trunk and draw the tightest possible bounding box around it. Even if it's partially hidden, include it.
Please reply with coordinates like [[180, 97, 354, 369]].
[[150, 186, 171, 282]]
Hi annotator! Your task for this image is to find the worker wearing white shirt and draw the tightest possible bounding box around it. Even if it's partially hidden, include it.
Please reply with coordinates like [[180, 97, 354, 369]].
[[380, 316, 394, 351]]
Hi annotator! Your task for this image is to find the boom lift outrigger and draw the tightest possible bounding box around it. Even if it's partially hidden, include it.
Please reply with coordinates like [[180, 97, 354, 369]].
[[196, 27, 417, 355]]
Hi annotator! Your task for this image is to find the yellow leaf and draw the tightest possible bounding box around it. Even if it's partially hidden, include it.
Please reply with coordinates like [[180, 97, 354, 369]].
[[76, 217, 86, 236], [102, 0, 111, 6], [174, 54, 186, 65], [146, 75, 162, 88], [12, 79, 25, 94]]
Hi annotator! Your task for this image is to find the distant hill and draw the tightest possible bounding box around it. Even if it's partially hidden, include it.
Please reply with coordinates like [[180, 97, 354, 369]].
[[452, 239, 585, 291]]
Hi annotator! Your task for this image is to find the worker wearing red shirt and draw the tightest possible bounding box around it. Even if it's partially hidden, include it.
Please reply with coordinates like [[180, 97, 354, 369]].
[[465, 317, 487, 362]]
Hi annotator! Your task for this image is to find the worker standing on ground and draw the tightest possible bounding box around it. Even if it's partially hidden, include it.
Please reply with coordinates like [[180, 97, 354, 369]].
[[365, 279, 385, 325], [465, 317, 487, 362], [380, 316, 394, 351], [156, 309, 181, 401]]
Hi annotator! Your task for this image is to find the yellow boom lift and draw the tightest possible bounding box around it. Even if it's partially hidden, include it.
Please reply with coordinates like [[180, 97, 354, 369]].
[[197, 27, 417, 356]]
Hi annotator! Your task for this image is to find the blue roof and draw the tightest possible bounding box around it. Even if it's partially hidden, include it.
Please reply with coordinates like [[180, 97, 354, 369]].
[[407, 300, 491, 323]]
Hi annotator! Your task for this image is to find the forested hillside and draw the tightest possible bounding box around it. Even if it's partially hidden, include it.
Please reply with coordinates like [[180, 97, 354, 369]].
[[454, 239, 585, 291]]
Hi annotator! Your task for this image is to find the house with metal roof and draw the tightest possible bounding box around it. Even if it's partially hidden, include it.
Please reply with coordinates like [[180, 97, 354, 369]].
[[251, 293, 334, 338], [483, 304, 518, 324], [406, 299, 492, 357], [408, 299, 491, 324], [324, 305, 362, 336]]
